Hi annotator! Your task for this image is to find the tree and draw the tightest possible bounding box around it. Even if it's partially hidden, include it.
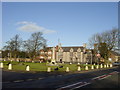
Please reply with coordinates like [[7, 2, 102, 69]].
[[3, 34, 22, 59], [23, 32, 46, 60], [88, 28, 118, 60], [98, 43, 108, 59]]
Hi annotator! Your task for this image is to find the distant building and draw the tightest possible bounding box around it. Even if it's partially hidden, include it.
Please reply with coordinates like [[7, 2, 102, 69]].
[[93, 43, 120, 63], [108, 51, 120, 62], [0, 50, 2, 60], [39, 44, 93, 64]]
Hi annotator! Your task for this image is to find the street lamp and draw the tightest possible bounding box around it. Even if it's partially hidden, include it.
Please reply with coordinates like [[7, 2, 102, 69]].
[[91, 51, 93, 64], [0, 51, 2, 61], [96, 52, 101, 64], [8, 53, 10, 61], [89, 50, 92, 65]]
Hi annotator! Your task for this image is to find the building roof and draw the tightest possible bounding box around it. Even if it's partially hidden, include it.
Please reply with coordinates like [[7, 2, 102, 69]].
[[40, 46, 85, 52], [60, 46, 84, 52]]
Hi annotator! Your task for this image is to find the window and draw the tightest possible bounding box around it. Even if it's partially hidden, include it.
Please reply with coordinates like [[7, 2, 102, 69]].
[[77, 52, 80, 58], [48, 51, 52, 54], [59, 48, 63, 52], [77, 48, 81, 52], [48, 56, 51, 59], [41, 51, 44, 54], [70, 48, 73, 52], [40, 56, 44, 59]]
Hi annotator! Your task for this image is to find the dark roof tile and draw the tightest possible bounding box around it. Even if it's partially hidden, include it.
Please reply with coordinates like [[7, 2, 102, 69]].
[[61, 47, 84, 52], [41, 46, 85, 52]]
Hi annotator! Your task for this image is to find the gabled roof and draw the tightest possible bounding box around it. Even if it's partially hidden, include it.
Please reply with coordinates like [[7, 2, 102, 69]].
[[60, 46, 84, 52], [40, 46, 86, 52]]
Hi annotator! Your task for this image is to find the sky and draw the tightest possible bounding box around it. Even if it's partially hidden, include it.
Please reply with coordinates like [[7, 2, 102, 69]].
[[1, 2, 118, 49]]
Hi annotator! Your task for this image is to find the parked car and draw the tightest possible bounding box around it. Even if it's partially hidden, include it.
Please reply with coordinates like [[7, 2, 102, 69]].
[[112, 62, 120, 66]]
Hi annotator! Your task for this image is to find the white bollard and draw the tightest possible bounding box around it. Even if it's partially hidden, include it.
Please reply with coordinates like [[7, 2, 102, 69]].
[[78, 66, 81, 71], [100, 64, 103, 68], [110, 64, 113, 67], [8, 64, 12, 70], [70, 62, 72, 65], [77, 63, 80, 65], [26, 65, 30, 71], [47, 67, 51, 72], [107, 63, 109, 68], [91, 65, 94, 70], [0, 62, 3, 68], [85, 65, 88, 70], [66, 67, 70, 72], [104, 64, 106, 68], [94, 63, 95, 66], [96, 65, 99, 69]]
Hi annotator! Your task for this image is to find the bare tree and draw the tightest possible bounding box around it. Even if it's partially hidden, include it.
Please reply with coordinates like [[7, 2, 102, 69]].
[[23, 32, 46, 60], [88, 28, 118, 60], [101, 28, 118, 51], [3, 34, 22, 59]]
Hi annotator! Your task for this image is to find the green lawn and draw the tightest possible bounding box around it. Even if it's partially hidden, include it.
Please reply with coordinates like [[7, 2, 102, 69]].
[[0, 61, 111, 72]]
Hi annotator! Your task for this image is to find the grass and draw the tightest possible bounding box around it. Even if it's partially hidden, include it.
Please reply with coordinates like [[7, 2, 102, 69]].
[[0, 61, 111, 72]]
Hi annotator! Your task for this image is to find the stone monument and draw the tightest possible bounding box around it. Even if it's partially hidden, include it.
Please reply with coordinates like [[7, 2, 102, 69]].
[[49, 47, 58, 66]]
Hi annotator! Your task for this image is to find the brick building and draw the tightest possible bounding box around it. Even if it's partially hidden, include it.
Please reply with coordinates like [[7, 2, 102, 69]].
[[108, 51, 120, 62]]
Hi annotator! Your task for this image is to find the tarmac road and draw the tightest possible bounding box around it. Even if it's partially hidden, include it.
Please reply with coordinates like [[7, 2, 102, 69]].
[[80, 73, 119, 88], [2, 66, 120, 89]]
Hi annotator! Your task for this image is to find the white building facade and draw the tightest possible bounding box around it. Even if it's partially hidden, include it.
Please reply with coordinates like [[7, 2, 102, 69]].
[[40, 45, 92, 64]]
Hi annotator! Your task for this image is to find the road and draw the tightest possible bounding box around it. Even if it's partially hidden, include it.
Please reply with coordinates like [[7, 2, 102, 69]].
[[2, 66, 120, 89], [80, 73, 119, 88]]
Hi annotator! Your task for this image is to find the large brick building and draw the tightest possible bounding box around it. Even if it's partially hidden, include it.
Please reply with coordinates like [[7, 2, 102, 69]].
[[39, 44, 92, 64]]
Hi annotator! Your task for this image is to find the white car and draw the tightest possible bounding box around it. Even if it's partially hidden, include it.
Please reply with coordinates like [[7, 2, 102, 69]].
[[112, 62, 120, 66]]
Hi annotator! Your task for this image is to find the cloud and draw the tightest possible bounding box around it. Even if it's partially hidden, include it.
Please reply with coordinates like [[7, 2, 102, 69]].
[[16, 21, 56, 34]]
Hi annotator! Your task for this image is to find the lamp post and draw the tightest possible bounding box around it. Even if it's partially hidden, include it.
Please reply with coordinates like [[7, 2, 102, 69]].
[[51, 47, 56, 63], [90, 51, 92, 64], [96, 51, 100, 64], [89, 50, 92, 65], [91, 51, 92, 64], [0, 51, 2, 61], [8, 53, 10, 61]]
